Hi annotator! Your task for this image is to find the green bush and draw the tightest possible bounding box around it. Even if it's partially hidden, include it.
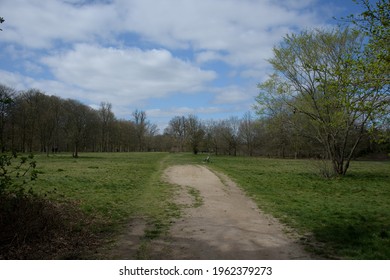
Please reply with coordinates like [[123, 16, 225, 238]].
[[0, 152, 37, 196]]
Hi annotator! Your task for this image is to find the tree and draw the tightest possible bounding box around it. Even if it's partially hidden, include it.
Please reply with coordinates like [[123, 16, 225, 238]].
[[185, 115, 204, 154], [37, 95, 63, 156], [256, 28, 389, 175], [44, 95, 66, 155], [98, 102, 115, 152], [239, 112, 256, 156], [18, 89, 48, 152], [145, 123, 159, 151], [165, 116, 187, 152], [220, 117, 241, 156], [132, 110, 148, 152], [348, 0, 390, 143], [347, 0, 389, 67], [63, 99, 92, 158], [0, 17, 4, 31], [0, 83, 168, 154], [0, 85, 15, 152], [115, 119, 136, 152], [203, 120, 223, 155]]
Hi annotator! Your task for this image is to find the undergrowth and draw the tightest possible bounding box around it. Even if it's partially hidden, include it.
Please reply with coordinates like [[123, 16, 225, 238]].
[[0, 193, 101, 259]]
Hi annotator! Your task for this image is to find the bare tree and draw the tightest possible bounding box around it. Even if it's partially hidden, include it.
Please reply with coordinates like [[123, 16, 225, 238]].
[[165, 116, 187, 152], [203, 120, 222, 155], [63, 99, 93, 158], [239, 112, 256, 156], [185, 115, 204, 154], [220, 117, 241, 156], [38, 95, 64, 156], [132, 110, 148, 152], [99, 102, 115, 152], [0, 84, 16, 152], [114, 120, 136, 152]]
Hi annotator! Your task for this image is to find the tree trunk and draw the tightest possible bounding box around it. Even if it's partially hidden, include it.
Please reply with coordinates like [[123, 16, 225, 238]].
[[73, 142, 79, 158]]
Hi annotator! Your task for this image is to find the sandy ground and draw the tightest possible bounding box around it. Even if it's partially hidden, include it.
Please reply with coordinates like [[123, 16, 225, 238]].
[[110, 164, 314, 260]]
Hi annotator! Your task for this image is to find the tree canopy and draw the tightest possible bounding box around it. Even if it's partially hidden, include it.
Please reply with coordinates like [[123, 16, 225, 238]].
[[256, 27, 389, 176], [347, 0, 389, 64]]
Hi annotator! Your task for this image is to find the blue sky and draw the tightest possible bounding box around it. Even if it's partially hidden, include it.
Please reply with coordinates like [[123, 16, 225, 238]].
[[0, 0, 368, 130]]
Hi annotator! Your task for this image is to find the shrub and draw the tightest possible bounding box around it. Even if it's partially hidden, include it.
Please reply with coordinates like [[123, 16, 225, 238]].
[[0, 152, 37, 196]]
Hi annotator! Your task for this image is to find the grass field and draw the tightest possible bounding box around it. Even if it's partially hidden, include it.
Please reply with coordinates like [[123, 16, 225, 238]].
[[13, 152, 390, 259], [206, 155, 390, 259], [29, 152, 180, 258]]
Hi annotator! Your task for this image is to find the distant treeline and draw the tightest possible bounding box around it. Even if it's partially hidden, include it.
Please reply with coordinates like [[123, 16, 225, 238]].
[[1, 84, 388, 158], [0, 85, 161, 157]]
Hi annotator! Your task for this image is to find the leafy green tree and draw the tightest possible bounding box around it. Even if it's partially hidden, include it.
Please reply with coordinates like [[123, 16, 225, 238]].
[[256, 28, 389, 175], [347, 0, 389, 65], [347, 0, 390, 145]]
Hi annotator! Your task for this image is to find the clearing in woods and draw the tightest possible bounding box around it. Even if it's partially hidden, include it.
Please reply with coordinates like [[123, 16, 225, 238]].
[[5, 153, 389, 259], [111, 164, 313, 259]]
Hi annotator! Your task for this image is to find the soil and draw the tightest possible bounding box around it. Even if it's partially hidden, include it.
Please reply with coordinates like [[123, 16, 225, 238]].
[[110, 164, 314, 260]]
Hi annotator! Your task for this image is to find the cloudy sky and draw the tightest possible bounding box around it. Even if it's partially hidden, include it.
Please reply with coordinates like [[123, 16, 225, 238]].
[[0, 0, 366, 130]]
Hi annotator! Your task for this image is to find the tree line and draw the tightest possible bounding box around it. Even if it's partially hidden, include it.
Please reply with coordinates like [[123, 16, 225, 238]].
[[0, 84, 387, 161], [0, 86, 161, 157]]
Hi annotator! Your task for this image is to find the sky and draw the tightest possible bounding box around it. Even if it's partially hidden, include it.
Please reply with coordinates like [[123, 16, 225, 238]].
[[0, 0, 368, 131]]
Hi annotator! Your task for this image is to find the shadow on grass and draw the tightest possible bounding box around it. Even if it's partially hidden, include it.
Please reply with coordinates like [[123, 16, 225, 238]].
[[0, 193, 104, 259], [345, 172, 390, 180], [311, 218, 390, 259]]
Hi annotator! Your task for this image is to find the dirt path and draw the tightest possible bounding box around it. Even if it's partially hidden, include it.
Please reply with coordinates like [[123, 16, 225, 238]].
[[144, 164, 313, 260]]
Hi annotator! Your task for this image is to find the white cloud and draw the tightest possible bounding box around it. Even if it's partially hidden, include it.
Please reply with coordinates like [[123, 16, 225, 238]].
[[1, 0, 331, 64], [240, 68, 269, 80], [196, 51, 226, 64], [23, 61, 44, 74], [147, 106, 223, 118], [0, 70, 31, 90], [0, 69, 87, 99], [41, 44, 216, 106], [116, 0, 327, 67], [212, 86, 254, 105], [0, 0, 118, 48], [0, 0, 340, 124]]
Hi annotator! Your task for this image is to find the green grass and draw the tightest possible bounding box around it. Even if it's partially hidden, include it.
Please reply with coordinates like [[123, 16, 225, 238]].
[[27, 152, 390, 259], [204, 155, 390, 259], [187, 186, 203, 208], [31, 152, 180, 257]]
